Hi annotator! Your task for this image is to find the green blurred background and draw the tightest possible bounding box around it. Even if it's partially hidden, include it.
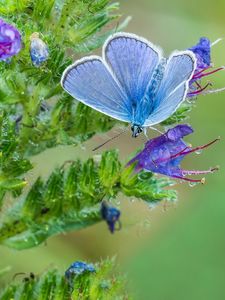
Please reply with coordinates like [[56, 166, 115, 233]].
[[1, 0, 225, 299]]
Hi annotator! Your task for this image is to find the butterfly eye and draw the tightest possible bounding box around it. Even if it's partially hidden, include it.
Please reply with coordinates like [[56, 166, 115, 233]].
[[131, 125, 143, 138]]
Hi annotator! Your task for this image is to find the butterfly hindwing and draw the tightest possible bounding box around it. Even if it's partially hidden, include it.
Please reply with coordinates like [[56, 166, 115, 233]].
[[144, 51, 196, 126], [61, 56, 131, 122]]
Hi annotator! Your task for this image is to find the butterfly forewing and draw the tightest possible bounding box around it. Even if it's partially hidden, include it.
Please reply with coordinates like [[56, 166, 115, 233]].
[[61, 56, 131, 122], [104, 33, 162, 105]]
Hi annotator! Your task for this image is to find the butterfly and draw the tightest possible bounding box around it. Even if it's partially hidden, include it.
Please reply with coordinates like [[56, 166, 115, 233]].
[[61, 32, 196, 137]]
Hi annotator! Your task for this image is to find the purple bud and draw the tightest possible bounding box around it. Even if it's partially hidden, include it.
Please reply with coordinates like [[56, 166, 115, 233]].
[[189, 37, 211, 70], [0, 19, 22, 61], [30, 32, 49, 67], [101, 201, 121, 233]]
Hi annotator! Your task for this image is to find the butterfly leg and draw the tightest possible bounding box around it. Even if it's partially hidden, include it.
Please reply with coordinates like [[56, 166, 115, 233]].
[[143, 127, 149, 140], [149, 126, 163, 134]]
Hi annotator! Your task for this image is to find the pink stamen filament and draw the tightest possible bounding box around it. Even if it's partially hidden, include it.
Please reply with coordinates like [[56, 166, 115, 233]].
[[193, 67, 211, 78], [193, 67, 224, 80], [188, 82, 212, 96], [153, 146, 190, 165], [169, 146, 190, 160], [172, 175, 204, 183], [180, 138, 219, 156], [154, 138, 219, 165], [182, 167, 219, 175]]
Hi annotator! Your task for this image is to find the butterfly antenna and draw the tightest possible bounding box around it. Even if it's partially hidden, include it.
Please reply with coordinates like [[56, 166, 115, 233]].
[[149, 126, 163, 134], [92, 128, 127, 151], [114, 21, 119, 33]]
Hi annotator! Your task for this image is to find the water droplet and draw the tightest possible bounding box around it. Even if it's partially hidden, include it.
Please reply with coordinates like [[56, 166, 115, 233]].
[[93, 154, 101, 163], [80, 144, 86, 150], [195, 149, 202, 155], [188, 181, 197, 187], [186, 97, 194, 104], [130, 197, 135, 203], [148, 202, 158, 210], [115, 199, 120, 205], [143, 218, 151, 228]]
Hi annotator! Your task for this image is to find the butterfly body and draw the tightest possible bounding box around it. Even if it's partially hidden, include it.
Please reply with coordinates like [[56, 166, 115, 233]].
[[61, 32, 196, 137], [131, 58, 167, 132]]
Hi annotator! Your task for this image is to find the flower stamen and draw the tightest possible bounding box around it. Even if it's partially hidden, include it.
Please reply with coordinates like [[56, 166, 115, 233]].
[[188, 82, 212, 96], [172, 175, 205, 183], [182, 167, 219, 175], [193, 67, 224, 80], [181, 138, 220, 156], [193, 67, 211, 78]]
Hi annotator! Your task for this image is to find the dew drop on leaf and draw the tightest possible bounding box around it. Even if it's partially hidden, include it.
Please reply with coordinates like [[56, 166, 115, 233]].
[[148, 202, 158, 210]]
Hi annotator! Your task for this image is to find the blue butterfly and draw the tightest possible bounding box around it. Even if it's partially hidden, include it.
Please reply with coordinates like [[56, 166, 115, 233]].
[[61, 32, 196, 137]]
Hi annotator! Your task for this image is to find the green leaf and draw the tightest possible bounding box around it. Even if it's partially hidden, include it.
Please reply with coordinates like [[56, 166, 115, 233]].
[[0, 150, 176, 250], [0, 266, 11, 279], [121, 163, 177, 205], [0, 113, 32, 202], [0, 259, 130, 299], [0, 0, 30, 14], [73, 16, 132, 53], [18, 97, 118, 156], [0, 0, 127, 156]]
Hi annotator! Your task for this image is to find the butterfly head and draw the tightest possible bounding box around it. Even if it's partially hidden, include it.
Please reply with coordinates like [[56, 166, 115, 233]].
[[131, 124, 143, 138]]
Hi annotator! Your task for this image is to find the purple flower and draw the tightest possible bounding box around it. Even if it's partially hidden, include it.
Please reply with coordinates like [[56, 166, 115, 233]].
[[128, 124, 219, 184], [101, 201, 121, 233], [65, 261, 95, 290], [65, 261, 95, 280], [188, 37, 224, 97], [0, 19, 22, 61], [189, 37, 211, 70]]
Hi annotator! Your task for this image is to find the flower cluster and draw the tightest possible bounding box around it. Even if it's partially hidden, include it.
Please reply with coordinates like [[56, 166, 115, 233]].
[[188, 37, 224, 97], [0, 19, 49, 66], [128, 124, 219, 183], [0, 18, 22, 61]]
